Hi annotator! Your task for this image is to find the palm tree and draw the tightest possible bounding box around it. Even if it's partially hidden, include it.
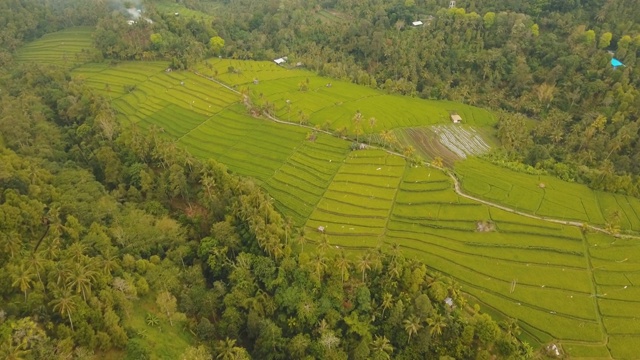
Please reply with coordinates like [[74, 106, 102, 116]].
[[283, 216, 293, 245], [295, 227, 307, 253], [317, 233, 331, 253], [427, 313, 447, 338], [446, 279, 462, 302], [503, 318, 521, 338], [146, 313, 160, 327], [352, 111, 363, 142], [215, 338, 243, 360], [319, 332, 340, 351], [67, 242, 88, 263], [27, 252, 47, 289], [403, 145, 415, 159], [200, 174, 216, 200], [310, 253, 327, 280], [1, 231, 22, 259], [67, 262, 98, 301], [100, 251, 120, 275], [10, 262, 35, 302], [271, 242, 285, 261], [380, 292, 393, 318], [370, 335, 393, 360], [403, 315, 423, 343], [50, 287, 78, 331], [357, 252, 372, 282], [0, 342, 29, 360], [522, 342, 535, 359], [390, 242, 403, 262], [41, 236, 61, 261], [335, 251, 351, 284], [368, 117, 377, 144], [380, 130, 398, 149]]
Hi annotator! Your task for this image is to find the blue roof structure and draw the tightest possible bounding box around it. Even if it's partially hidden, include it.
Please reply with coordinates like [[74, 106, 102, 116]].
[[611, 58, 624, 67]]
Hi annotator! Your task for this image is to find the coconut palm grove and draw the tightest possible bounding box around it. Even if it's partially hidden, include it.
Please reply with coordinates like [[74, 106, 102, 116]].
[[2, 0, 640, 359]]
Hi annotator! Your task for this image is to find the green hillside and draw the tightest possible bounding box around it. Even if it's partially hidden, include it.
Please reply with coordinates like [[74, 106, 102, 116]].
[[16, 27, 640, 358]]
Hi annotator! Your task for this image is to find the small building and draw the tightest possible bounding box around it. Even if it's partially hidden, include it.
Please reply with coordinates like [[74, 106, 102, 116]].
[[317, 226, 325, 233], [274, 57, 287, 65], [450, 113, 462, 123], [127, 20, 135, 25], [444, 297, 454, 308], [546, 344, 561, 357], [412, 20, 423, 26], [449, 0, 456, 8]]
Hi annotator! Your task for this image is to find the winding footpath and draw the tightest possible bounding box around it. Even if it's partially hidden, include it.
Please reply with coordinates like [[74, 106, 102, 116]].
[[193, 70, 640, 240]]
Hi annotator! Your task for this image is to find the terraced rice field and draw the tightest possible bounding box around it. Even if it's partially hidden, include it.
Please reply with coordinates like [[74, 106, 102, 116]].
[[19, 29, 640, 358], [262, 135, 350, 224], [456, 157, 640, 230], [15, 27, 96, 67], [194, 59, 497, 134], [305, 149, 405, 248], [77, 60, 640, 358], [587, 233, 640, 359], [74, 61, 350, 223]]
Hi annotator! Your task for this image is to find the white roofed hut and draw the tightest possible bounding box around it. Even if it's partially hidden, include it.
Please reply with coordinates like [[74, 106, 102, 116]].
[[412, 20, 423, 26], [450, 113, 462, 124], [274, 57, 287, 65]]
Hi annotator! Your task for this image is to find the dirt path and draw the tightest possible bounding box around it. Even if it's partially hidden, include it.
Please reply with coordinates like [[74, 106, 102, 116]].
[[192, 71, 639, 240]]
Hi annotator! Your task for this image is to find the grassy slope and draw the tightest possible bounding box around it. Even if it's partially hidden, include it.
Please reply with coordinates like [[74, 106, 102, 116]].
[[19, 29, 640, 358], [127, 295, 194, 360]]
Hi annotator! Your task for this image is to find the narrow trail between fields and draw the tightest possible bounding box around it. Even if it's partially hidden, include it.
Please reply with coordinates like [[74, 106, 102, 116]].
[[192, 70, 640, 240]]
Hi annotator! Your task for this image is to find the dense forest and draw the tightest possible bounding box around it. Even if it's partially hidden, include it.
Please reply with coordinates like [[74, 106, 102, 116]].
[[0, 1, 534, 359]]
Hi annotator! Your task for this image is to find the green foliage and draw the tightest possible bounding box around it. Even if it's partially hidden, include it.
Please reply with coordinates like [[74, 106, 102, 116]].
[[126, 338, 151, 360], [209, 36, 225, 54], [10, 1, 640, 358]]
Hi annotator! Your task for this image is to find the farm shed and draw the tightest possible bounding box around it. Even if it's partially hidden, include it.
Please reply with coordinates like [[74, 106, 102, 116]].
[[444, 297, 454, 308], [450, 114, 462, 123], [412, 20, 423, 26], [274, 57, 287, 65]]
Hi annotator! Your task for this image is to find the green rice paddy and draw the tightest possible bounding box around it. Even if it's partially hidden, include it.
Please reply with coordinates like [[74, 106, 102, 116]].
[[194, 59, 496, 132], [155, 1, 217, 21], [456, 157, 640, 230], [15, 27, 96, 67], [19, 29, 640, 359]]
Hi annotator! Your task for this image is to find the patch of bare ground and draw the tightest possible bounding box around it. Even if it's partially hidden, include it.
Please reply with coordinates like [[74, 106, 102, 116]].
[[404, 127, 459, 166], [476, 220, 496, 232]]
